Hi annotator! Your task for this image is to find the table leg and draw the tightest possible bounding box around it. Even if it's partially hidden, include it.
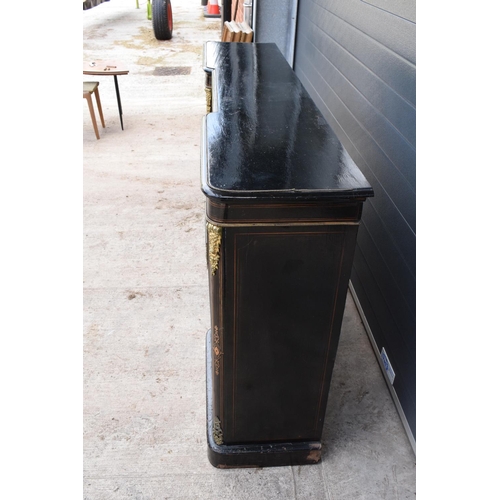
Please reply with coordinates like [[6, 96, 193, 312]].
[[114, 75, 124, 130]]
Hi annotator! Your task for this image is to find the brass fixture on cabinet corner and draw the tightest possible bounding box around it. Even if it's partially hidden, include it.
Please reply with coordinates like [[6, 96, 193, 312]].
[[207, 222, 222, 275]]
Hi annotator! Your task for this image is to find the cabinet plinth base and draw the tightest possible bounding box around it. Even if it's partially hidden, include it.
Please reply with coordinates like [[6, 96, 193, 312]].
[[206, 329, 322, 468]]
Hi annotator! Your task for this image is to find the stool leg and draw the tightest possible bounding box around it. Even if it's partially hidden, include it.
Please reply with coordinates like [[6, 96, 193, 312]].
[[84, 92, 100, 140], [93, 86, 105, 128]]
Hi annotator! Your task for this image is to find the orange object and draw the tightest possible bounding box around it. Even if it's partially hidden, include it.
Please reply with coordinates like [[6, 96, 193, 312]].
[[207, 0, 219, 15]]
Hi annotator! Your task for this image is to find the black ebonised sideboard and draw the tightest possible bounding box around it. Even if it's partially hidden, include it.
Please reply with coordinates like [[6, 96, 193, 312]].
[[201, 42, 374, 468]]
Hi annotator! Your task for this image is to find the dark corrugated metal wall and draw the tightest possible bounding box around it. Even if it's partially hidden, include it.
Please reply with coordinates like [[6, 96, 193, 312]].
[[293, 0, 416, 440]]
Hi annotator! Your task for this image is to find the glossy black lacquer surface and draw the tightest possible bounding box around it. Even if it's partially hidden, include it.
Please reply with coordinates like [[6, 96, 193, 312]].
[[202, 42, 374, 468], [202, 42, 373, 199]]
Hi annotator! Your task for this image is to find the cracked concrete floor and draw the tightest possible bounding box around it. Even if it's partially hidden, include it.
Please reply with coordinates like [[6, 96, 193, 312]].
[[83, 1, 416, 498]]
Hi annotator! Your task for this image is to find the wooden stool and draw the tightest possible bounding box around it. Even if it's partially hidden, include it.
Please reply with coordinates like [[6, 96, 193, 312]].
[[83, 81, 105, 139]]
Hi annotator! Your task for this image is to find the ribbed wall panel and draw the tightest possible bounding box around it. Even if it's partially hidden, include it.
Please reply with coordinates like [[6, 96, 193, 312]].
[[294, 0, 416, 439]]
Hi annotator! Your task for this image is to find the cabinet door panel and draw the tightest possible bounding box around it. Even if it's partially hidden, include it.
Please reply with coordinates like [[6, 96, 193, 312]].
[[217, 225, 357, 444]]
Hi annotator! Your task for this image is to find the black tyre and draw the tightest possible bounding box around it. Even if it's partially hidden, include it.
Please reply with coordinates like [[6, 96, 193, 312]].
[[152, 0, 173, 40]]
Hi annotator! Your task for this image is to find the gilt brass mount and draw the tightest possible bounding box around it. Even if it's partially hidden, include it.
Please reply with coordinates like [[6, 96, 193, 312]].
[[213, 325, 223, 376], [205, 86, 212, 113], [207, 222, 222, 275], [213, 416, 224, 445]]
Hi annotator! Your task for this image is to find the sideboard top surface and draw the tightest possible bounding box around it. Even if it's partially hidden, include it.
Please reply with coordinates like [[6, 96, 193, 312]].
[[202, 42, 373, 201]]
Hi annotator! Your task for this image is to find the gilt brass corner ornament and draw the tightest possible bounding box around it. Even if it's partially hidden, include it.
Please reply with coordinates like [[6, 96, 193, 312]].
[[205, 87, 212, 113], [213, 416, 224, 445], [207, 222, 222, 275]]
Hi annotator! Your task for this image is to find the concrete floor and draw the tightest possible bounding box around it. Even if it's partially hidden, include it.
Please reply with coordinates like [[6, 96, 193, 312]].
[[83, 1, 416, 498]]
